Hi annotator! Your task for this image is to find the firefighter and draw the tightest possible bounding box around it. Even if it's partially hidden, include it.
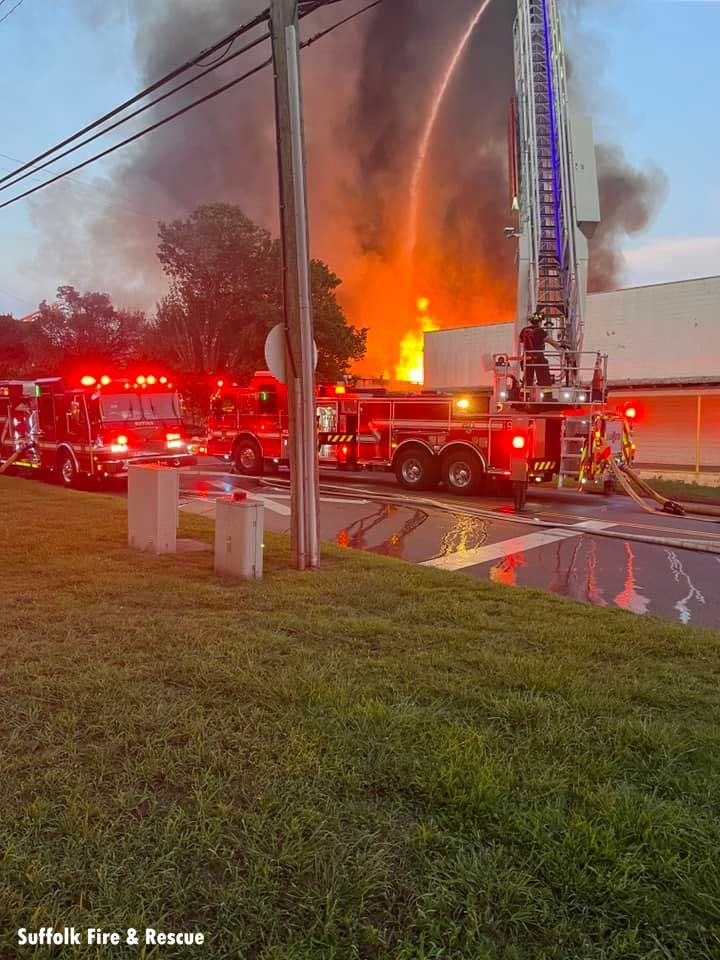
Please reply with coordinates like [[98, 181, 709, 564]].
[[519, 311, 562, 391], [591, 353, 606, 402]]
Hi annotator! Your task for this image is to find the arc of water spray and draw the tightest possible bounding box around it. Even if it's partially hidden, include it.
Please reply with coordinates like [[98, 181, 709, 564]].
[[407, 0, 495, 261]]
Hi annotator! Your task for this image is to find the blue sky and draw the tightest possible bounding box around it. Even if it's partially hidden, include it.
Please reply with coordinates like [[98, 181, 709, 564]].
[[574, 0, 720, 285], [0, 0, 718, 317]]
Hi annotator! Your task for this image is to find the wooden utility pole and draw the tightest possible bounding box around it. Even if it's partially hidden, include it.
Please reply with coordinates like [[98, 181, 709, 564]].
[[270, 0, 320, 570]]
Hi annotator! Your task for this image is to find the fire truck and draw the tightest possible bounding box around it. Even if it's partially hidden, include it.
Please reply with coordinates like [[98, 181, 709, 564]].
[[205, 371, 632, 500], [0, 373, 195, 486], [204, 1, 637, 505]]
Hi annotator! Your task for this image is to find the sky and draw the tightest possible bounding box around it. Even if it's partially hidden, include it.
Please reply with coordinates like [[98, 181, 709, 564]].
[[0, 0, 718, 319]]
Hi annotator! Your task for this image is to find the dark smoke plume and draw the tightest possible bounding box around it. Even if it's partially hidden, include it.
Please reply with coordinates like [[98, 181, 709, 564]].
[[26, 0, 667, 374]]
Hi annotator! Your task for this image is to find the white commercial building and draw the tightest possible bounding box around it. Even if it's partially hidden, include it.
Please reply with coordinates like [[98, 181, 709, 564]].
[[424, 276, 720, 472]]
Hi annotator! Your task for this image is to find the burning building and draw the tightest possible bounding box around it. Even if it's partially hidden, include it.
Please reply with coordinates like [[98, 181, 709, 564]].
[[25, 0, 666, 381]]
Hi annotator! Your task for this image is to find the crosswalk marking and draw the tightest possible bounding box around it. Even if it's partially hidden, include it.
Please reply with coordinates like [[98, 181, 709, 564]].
[[421, 522, 616, 572]]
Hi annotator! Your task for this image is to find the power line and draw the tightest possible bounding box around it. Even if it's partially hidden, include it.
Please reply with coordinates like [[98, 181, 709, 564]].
[[0, 155, 162, 221], [0, 0, 385, 213], [0, 57, 274, 212], [0, 0, 26, 25], [0, 7, 271, 188], [301, 0, 383, 48], [0, 30, 272, 194]]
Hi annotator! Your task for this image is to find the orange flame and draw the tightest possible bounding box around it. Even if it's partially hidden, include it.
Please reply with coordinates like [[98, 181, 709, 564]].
[[394, 297, 438, 384]]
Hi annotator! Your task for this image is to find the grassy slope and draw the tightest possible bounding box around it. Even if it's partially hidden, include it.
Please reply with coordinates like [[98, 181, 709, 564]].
[[646, 477, 720, 505], [1, 477, 719, 960]]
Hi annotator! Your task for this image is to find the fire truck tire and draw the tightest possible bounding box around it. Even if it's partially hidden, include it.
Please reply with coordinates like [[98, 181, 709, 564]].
[[58, 451, 77, 488], [394, 447, 439, 491], [233, 438, 263, 476], [442, 449, 484, 496]]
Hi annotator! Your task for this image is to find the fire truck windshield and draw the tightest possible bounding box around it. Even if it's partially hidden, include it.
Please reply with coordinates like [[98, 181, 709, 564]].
[[100, 392, 180, 422]]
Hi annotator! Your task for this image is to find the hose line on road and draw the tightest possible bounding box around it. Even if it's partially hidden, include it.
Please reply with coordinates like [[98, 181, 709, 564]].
[[622, 464, 720, 518], [257, 476, 720, 557]]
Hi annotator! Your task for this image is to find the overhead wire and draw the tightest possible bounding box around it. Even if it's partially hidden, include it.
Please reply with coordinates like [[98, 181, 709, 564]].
[[0, 29, 272, 194], [0, 0, 25, 25], [0, 0, 385, 212], [301, 0, 383, 48], [0, 6, 271, 188], [0, 57, 274, 212]]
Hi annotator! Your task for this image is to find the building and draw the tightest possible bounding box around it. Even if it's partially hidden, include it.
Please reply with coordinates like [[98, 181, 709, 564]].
[[424, 275, 720, 473]]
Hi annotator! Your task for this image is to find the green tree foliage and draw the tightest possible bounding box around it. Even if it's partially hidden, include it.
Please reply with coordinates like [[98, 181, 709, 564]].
[[150, 203, 366, 382], [37, 286, 147, 373]]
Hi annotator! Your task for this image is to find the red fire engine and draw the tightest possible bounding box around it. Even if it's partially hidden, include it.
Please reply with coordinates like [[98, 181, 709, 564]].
[[0, 373, 195, 486], [205, 371, 631, 499]]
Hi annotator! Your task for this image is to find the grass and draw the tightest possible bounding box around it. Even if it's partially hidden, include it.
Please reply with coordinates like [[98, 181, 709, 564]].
[[1, 476, 720, 959], [558, 475, 720, 505], [644, 477, 720, 505]]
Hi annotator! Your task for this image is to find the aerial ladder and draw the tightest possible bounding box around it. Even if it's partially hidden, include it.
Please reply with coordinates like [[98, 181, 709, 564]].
[[502, 0, 623, 487], [510, 0, 600, 367]]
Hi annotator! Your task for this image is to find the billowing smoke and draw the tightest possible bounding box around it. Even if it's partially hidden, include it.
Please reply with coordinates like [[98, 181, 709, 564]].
[[25, 0, 667, 375], [592, 144, 669, 289]]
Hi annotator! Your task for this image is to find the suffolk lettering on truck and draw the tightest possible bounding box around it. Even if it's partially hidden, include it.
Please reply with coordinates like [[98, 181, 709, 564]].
[[0, 373, 195, 486], [205, 372, 584, 496]]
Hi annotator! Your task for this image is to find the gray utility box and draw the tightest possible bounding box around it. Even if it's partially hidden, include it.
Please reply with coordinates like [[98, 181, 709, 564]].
[[214, 494, 264, 580], [128, 464, 179, 555]]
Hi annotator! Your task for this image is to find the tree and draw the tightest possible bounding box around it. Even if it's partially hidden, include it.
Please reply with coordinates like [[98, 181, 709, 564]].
[[150, 203, 366, 381], [0, 315, 30, 377], [310, 260, 367, 380], [37, 286, 147, 373], [0, 314, 55, 378]]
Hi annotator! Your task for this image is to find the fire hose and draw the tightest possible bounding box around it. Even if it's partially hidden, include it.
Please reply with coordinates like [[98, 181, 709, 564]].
[[624, 463, 720, 518], [0, 444, 31, 475], [608, 459, 720, 519], [258, 476, 720, 557]]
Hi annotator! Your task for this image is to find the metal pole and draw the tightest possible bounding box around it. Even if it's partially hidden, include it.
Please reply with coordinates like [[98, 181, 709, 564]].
[[270, 0, 320, 570], [286, 23, 320, 568]]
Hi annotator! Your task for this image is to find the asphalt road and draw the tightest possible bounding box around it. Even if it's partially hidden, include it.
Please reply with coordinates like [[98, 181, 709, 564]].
[[177, 460, 720, 629]]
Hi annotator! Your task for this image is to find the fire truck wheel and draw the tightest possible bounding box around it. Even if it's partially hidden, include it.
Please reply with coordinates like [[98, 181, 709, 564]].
[[442, 450, 484, 496], [394, 447, 439, 490], [58, 451, 77, 488], [233, 439, 263, 476]]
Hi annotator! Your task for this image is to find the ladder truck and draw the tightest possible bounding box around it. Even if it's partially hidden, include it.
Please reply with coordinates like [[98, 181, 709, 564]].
[[503, 0, 632, 490]]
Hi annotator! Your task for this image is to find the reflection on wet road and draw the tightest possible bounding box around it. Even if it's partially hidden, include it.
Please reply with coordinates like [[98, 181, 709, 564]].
[[614, 543, 650, 616], [667, 550, 707, 625], [174, 466, 720, 628], [439, 513, 489, 557], [337, 503, 429, 558]]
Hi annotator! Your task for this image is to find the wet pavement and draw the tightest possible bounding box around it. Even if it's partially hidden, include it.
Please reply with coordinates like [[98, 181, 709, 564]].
[[176, 462, 720, 629]]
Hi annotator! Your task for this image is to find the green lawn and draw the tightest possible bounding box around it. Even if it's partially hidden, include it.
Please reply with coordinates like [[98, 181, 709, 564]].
[[645, 477, 720, 505], [1, 477, 719, 960]]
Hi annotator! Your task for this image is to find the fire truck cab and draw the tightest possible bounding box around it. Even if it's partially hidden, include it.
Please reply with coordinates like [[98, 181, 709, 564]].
[[206, 372, 574, 496], [0, 374, 195, 486]]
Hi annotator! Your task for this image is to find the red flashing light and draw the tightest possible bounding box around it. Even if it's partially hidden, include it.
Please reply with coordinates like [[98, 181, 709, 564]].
[[335, 384, 346, 395], [124, 382, 130, 390], [136, 375, 146, 385], [100, 375, 112, 386], [80, 375, 96, 387], [512, 435, 526, 450], [159, 376, 168, 385], [147, 375, 157, 385], [217, 379, 224, 388], [341, 445, 348, 455], [116, 435, 128, 446], [624, 405, 637, 421]]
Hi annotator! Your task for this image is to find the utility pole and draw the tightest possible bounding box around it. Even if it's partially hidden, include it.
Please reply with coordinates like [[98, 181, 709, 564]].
[[270, 0, 320, 571]]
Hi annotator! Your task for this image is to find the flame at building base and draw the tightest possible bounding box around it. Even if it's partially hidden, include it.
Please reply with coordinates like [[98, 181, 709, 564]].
[[392, 297, 437, 384]]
